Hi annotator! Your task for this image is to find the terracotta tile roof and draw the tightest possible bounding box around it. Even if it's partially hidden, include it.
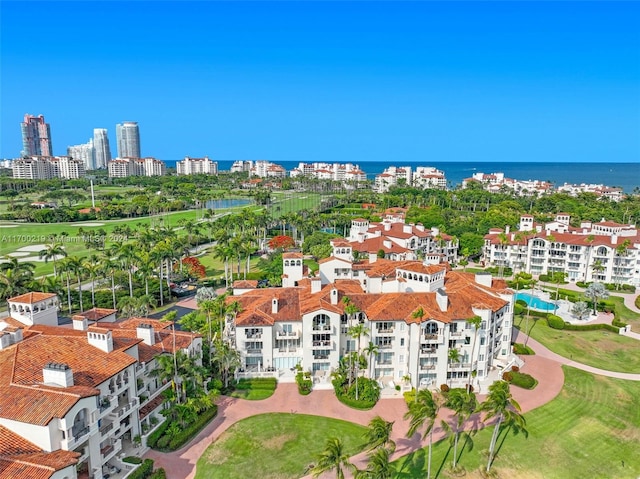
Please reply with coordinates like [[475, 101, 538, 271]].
[[7, 292, 56, 304], [330, 240, 352, 247], [318, 256, 351, 265], [114, 317, 172, 330], [397, 263, 447, 275], [72, 308, 117, 322], [282, 252, 303, 259], [228, 288, 303, 326], [350, 236, 410, 255], [233, 280, 258, 289]]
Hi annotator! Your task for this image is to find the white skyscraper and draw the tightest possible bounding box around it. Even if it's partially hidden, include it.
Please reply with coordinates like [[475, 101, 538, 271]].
[[67, 139, 95, 170], [93, 128, 112, 169], [116, 122, 141, 158]]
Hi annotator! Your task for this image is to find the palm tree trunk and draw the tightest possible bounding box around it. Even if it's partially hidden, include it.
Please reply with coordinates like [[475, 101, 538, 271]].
[[486, 416, 503, 472], [91, 276, 95, 307], [111, 275, 116, 309], [128, 270, 133, 297], [159, 261, 164, 306], [66, 273, 72, 314], [427, 427, 433, 479], [453, 429, 459, 467], [76, 276, 83, 312]]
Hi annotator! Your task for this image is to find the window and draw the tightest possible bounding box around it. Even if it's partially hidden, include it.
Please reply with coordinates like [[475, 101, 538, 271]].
[[479, 354, 485, 361], [399, 355, 404, 362], [480, 337, 486, 346], [400, 338, 405, 346]]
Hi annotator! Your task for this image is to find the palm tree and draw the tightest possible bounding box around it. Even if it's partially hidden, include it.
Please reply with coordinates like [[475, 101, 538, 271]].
[[447, 348, 461, 387], [363, 341, 380, 379], [59, 257, 74, 314], [38, 242, 66, 277], [411, 306, 426, 393], [161, 311, 181, 401], [466, 315, 482, 392], [83, 254, 101, 308], [442, 388, 478, 468], [362, 416, 395, 453], [355, 447, 396, 479], [614, 239, 631, 289], [100, 254, 119, 309], [117, 242, 137, 297], [66, 256, 85, 312], [311, 437, 355, 479], [212, 340, 241, 388], [348, 323, 369, 400], [404, 388, 441, 479], [479, 380, 527, 473]]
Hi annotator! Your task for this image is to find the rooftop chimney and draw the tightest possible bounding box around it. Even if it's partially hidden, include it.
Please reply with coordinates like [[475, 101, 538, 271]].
[[72, 316, 88, 331], [136, 323, 155, 346], [436, 288, 448, 312], [311, 277, 322, 294], [272, 297, 279, 314], [330, 288, 339, 305], [43, 362, 74, 387], [475, 272, 493, 288], [88, 328, 114, 353]]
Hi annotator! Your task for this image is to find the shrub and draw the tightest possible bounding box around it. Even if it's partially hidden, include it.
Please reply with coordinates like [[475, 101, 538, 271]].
[[146, 420, 170, 449], [128, 459, 154, 479], [295, 370, 312, 395], [440, 384, 450, 393], [123, 457, 143, 465], [514, 303, 526, 316], [502, 371, 513, 382], [155, 435, 171, 450], [547, 315, 565, 330], [509, 371, 537, 389], [165, 405, 218, 451], [563, 323, 620, 333], [149, 470, 167, 479], [513, 343, 535, 355], [511, 365, 520, 372]]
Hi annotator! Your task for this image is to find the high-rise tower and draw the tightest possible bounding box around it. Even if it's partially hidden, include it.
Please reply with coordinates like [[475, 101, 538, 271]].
[[93, 128, 112, 168], [21, 114, 53, 157], [116, 122, 140, 158]]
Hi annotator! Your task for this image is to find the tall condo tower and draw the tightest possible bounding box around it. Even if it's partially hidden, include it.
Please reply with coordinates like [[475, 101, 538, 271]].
[[116, 121, 140, 158], [67, 139, 95, 170], [21, 114, 53, 157], [93, 128, 112, 168]]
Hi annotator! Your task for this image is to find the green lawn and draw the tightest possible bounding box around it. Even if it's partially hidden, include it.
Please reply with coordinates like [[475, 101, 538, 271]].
[[394, 367, 640, 479], [195, 413, 367, 479], [517, 316, 640, 373], [229, 378, 277, 400]]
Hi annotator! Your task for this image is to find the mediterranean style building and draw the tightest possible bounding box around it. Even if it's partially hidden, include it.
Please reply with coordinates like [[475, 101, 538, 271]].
[[373, 166, 446, 193], [0, 293, 201, 479], [226, 242, 515, 392], [482, 214, 640, 286], [347, 215, 459, 265], [289, 162, 367, 183]]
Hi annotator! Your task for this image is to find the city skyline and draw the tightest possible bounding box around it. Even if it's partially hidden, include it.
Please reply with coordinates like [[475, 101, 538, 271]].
[[2, 1, 639, 163]]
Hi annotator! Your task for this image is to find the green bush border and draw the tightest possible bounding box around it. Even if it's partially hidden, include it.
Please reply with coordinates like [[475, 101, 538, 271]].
[[335, 390, 377, 410], [128, 459, 154, 479], [513, 343, 535, 355], [152, 405, 218, 452], [509, 371, 538, 390]]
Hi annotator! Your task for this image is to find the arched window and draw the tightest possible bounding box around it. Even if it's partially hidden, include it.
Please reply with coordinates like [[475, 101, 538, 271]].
[[423, 322, 438, 334], [419, 275, 423, 282], [312, 314, 331, 331], [597, 247, 607, 256], [284, 260, 289, 267], [296, 260, 301, 266]]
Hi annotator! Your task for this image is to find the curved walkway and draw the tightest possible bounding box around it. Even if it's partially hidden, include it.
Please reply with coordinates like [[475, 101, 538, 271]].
[[144, 333, 640, 479]]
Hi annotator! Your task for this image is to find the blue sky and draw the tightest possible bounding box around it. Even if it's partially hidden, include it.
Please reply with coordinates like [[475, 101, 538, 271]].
[[1, 1, 639, 163]]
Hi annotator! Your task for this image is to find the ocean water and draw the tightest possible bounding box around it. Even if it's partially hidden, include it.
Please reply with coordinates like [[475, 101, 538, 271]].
[[164, 161, 640, 192]]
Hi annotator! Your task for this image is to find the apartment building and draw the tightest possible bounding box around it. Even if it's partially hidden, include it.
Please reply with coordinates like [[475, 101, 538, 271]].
[[373, 166, 446, 193], [249, 160, 287, 178], [107, 157, 166, 178], [482, 214, 640, 286], [226, 243, 515, 391], [176, 156, 218, 175], [0, 293, 201, 479], [557, 183, 624, 202], [12, 156, 86, 180], [289, 162, 367, 183], [347, 217, 458, 264], [462, 172, 552, 196]]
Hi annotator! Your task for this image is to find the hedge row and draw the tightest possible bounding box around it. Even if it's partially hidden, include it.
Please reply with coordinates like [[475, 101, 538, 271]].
[[510, 371, 537, 389], [164, 405, 218, 452], [546, 315, 565, 330], [235, 378, 277, 390], [145, 420, 170, 449], [128, 459, 154, 479], [335, 391, 377, 410], [563, 323, 620, 333], [149, 469, 167, 479]]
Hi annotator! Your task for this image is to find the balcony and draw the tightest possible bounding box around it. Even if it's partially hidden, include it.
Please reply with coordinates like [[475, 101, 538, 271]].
[[276, 347, 299, 354], [375, 343, 393, 350], [98, 396, 117, 417], [313, 325, 332, 332], [420, 364, 436, 370], [246, 348, 262, 355], [109, 397, 139, 420], [100, 438, 122, 462], [276, 330, 299, 339], [99, 421, 114, 437], [377, 360, 393, 365], [61, 422, 97, 450], [449, 331, 464, 338], [245, 333, 262, 339], [312, 340, 332, 349], [312, 354, 330, 360], [420, 348, 437, 356], [448, 362, 471, 371], [376, 328, 394, 335], [421, 333, 443, 344]]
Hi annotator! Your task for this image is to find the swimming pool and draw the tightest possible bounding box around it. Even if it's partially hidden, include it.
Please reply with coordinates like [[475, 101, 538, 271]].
[[515, 292, 556, 311]]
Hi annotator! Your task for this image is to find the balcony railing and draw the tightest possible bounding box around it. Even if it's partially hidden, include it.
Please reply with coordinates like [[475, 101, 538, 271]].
[[312, 340, 331, 348], [420, 364, 436, 370], [313, 354, 330, 360], [376, 328, 394, 334], [276, 330, 299, 338], [246, 333, 262, 339], [375, 343, 393, 349], [312, 325, 332, 332], [448, 362, 471, 370], [420, 348, 437, 356], [246, 348, 262, 355], [277, 347, 299, 353]]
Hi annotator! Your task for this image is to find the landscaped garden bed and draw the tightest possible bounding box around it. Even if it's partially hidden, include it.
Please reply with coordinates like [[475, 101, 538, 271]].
[[230, 377, 277, 400]]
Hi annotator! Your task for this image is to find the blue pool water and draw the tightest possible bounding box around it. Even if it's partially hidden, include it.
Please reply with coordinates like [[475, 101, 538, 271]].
[[205, 198, 252, 209], [515, 292, 556, 311]]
